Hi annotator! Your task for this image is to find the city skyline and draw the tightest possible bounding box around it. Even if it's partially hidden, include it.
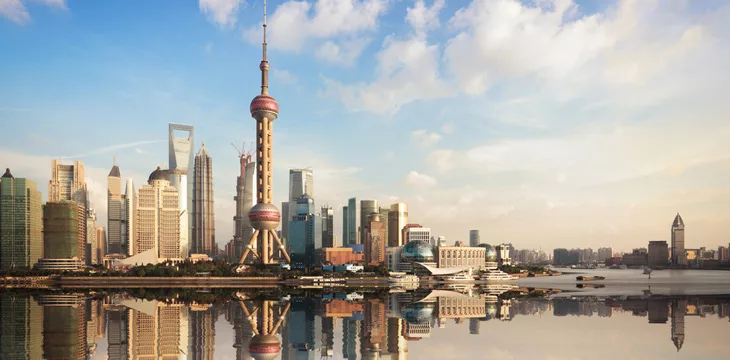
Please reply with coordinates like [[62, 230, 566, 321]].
[[2, 0, 730, 251]]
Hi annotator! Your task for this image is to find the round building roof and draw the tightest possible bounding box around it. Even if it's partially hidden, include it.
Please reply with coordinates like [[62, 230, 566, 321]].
[[401, 240, 435, 263], [2, 168, 13, 179], [477, 243, 497, 262], [148, 166, 167, 183]]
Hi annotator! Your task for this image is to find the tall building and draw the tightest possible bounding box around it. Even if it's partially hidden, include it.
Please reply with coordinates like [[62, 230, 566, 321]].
[[106, 308, 128, 360], [287, 168, 314, 245], [38, 201, 85, 270], [39, 295, 86, 360], [387, 203, 408, 247], [347, 198, 357, 245], [379, 207, 389, 247], [321, 206, 334, 248], [168, 123, 194, 258], [0, 293, 43, 359], [648, 240, 669, 267], [95, 226, 105, 264], [136, 167, 181, 260], [671, 299, 687, 351], [469, 230, 480, 247], [48, 160, 88, 249], [86, 208, 97, 265], [233, 149, 255, 262], [342, 205, 348, 246], [671, 213, 687, 267], [0, 169, 42, 270], [122, 179, 136, 255], [238, 10, 293, 265], [364, 213, 386, 265], [107, 160, 123, 254], [360, 200, 378, 245], [597, 247, 613, 262], [189, 306, 216, 360], [289, 195, 321, 268], [192, 142, 215, 256]]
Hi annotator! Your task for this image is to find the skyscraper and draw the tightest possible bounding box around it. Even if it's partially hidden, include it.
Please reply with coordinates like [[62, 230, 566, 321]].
[[671, 213, 686, 267], [387, 203, 408, 247], [48, 160, 88, 250], [379, 207, 389, 248], [360, 200, 378, 245], [122, 179, 136, 255], [342, 205, 348, 246], [347, 198, 357, 245], [287, 168, 314, 244], [136, 167, 180, 260], [321, 205, 334, 248], [38, 201, 85, 270], [192, 142, 215, 256], [233, 149, 255, 262], [168, 123, 194, 258], [469, 230, 480, 247], [0, 293, 43, 359], [86, 208, 97, 265], [289, 195, 321, 268], [648, 240, 669, 267], [189, 306, 216, 360], [95, 226, 105, 263], [238, 4, 292, 265], [364, 213, 386, 265], [107, 159, 122, 254], [671, 299, 687, 351], [106, 308, 129, 360], [0, 169, 42, 270]]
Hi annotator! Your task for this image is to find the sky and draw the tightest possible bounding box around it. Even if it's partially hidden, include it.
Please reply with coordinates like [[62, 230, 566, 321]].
[[1, 0, 730, 253]]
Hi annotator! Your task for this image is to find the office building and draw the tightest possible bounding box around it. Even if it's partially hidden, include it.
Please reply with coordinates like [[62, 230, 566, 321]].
[[403, 225, 430, 243], [347, 198, 357, 245], [189, 306, 216, 360], [317, 247, 364, 265], [436, 246, 486, 270], [360, 200, 378, 244], [364, 213, 386, 265], [289, 195, 321, 268], [287, 169, 314, 244], [233, 150, 255, 262], [37, 201, 85, 270], [342, 206, 348, 246], [387, 203, 408, 247], [0, 169, 42, 270], [168, 123, 194, 258], [136, 167, 181, 260], [192, 142, 215, 256], [106, 160, 123, 254], [648, 240, 669, 267], [321, 206, 334, 248], [48, 160, 88, 250], [86, 208, 98, 265], [38, 295, 86, 360], [378, 207, 389, 246], [95, 226, 105, 263], [469, 230, 480, 247], [122, 179, 136, 256], [671, 299, 687, 351], [671, 213, 687, 266]]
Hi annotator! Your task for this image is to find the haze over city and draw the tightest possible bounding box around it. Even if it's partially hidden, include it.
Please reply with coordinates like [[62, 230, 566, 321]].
[[2, 0, 729, 252]]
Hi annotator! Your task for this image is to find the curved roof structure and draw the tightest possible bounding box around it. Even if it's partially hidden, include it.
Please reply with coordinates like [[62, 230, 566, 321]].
[[414, 262, 473, 276], [673, 213, 684, 227], [1, 168, 13, 178], [417, 290, 479, 303]]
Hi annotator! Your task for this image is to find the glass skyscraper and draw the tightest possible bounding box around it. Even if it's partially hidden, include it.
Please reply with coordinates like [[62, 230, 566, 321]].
[[289, 195, 322, 268], [347, 198, 357, 245]]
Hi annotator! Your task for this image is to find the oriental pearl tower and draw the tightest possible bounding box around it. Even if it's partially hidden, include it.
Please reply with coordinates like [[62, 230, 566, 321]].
[[240, 0, 291, 265]]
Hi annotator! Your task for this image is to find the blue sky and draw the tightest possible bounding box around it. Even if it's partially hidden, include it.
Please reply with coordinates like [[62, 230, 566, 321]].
[[2, 0, 730, 252]]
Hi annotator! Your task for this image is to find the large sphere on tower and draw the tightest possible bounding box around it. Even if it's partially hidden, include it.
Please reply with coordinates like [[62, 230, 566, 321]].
[[249, 203, 281, 231], [249, 334, 281, 360], [250, 94, 279, 119]]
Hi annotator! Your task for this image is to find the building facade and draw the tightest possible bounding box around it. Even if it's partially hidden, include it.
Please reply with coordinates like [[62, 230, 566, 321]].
[[317, 247, 364, 265], [342, 205, 348, 246], [0, 169, 42, 270], [671, 213, 687, 267], [321, 206, 334, 248], [436, 246, 486, 270], [403, 225, 430, 243], [233, 154, 255, 262], [192, 143, 215, 256], [39, 201, 85, 270], [347, 198, 357, 245], [387, 203, 408, 247], [648, 240, 669, 267], [360, 200, 378, 245], [168, 123, 194, 258], [286, 169, 314, 246], [597, 247, 613, 262], [136, 167, 181, 260], [95, 226, 106, 263], [107, 161, 123, 254], [469, 230, 480, 247], [364, 213, 386, 265], [121, 179, 136, 256], [289, 195, 322, 268], [48, 160, 87, 250]]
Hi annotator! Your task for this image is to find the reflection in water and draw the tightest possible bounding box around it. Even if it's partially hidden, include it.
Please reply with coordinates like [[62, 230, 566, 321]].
[[1, 288, 730, 359]]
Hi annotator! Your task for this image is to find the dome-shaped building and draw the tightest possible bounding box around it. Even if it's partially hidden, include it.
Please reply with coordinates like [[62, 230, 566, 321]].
[[248, 334, 281, 360], [401, 301, 435, 324], [401, 240, 435, 263], [477, 243, 498, 270], [147, 166, 168, 183]]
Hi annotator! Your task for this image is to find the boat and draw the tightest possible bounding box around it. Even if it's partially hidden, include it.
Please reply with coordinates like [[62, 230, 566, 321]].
[[388, 272, 420, 284], [643, 267, 653, 275], [479, 270, 518, 282], [440, 273, 476, 282]]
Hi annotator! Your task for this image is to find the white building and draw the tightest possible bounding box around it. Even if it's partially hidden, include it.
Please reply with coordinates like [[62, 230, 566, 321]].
[[404, 227, 431, 243]]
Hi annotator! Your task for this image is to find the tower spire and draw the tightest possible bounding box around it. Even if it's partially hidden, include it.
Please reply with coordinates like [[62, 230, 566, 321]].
[[260, 0, 270, 95]]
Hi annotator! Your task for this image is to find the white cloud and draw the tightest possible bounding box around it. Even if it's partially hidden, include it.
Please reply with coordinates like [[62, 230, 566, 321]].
[[199, 0, 244, 28], [404, 170, 437, 188], [406, 0, 445, 34], [272, 69, 297, 84], [411, 129, 441, 146], [242, 0, 387, 62], [427, 149, 455, 173], [0, 0, 65, 25]]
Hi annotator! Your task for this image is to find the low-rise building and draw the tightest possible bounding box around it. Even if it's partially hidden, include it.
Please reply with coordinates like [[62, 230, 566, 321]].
[[622, 249, 648, 267], [648, 241, 669, 267], [317, 247, 364, 266]]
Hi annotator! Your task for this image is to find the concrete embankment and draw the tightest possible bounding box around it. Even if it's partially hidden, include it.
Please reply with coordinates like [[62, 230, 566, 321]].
[[2, 276, 281, 288]]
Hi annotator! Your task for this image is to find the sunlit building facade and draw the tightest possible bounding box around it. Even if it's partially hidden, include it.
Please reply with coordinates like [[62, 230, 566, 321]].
[[0, 169, 42, 270]]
